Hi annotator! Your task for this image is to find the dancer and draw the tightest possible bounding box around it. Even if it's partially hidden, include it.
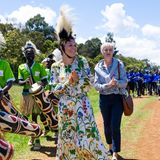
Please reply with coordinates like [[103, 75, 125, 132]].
[[18, 41, 48, 150]]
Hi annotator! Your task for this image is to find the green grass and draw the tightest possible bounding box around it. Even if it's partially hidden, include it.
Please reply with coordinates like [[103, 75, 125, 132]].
[[88, 88, 100, 114], [3, 85, 157, 159], [9, 84, 23, 109], [4, 86, 101, 159], [121, 96, 156, 128], [120, 96, 156, 158]]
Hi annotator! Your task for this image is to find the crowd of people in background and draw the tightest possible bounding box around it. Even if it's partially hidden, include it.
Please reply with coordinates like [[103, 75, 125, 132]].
[[127, 69, 160, 98]]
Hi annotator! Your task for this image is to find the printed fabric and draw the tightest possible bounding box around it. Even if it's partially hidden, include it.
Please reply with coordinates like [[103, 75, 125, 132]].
[[51, 55, 108, 160]]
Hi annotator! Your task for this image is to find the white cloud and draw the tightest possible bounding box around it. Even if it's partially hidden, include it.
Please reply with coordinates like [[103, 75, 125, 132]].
[[76, 37, 87, 44], [115, 36, 160, 65], [98, 3, 139, 34], [142, 24, 160, 39], [7, 5, 56, 25], [0, 3, 159, 66], [94, 3, 160, 65], [0, 15, 6, 23]]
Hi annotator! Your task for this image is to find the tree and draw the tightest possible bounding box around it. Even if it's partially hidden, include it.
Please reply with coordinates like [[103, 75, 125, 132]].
[[0, 23, 15, 36], [105, 32, 115, 43], [1, 29, 27, 78], [24, 14, 56, 40], [117, 54, 146, 71], [78, 38, 101, 58], [42, 39, 56, 54], [25, 14, 48, 32], [27, 31, 45, 52], [105, 32, 119, 55]]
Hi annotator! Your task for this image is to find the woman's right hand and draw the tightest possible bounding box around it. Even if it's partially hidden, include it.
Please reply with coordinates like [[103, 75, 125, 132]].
[[108, 77, 117, 88], [69, 71, 79, 85]]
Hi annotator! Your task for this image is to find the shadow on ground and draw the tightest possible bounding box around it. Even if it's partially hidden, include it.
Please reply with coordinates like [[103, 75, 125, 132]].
[[31, 135, 58, 159], [119, 155, 139, 160]]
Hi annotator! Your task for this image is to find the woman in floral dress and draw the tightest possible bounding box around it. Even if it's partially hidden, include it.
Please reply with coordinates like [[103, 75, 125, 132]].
[[50, 5, 109, 160]]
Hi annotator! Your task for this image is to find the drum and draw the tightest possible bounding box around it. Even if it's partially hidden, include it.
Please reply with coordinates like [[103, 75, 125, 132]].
[[0, 96, 25, 120], [47, 91, 59, 106], [0, 139, 14, 160], [0, 111, 42, 137], [29, 83, 58, 130], [0, 88, 42, 159]]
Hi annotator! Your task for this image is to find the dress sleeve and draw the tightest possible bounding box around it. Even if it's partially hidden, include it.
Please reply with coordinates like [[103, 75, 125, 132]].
[[69, 56, 92, 95], [50, 57, 92, 97]]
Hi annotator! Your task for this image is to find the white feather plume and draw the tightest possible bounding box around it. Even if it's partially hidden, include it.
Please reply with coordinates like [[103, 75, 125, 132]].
[[0, 32, 6, 48], [22, 40, 40, 55], [56, 4, 75, 40], [52, 48, 62, 62]]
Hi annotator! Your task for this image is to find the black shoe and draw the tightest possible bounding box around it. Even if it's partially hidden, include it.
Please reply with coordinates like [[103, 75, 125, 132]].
[[33, 139, 41, 150], [107, 149, 113, 156]]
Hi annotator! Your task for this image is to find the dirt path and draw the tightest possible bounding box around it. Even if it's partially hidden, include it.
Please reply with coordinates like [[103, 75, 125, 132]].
[[133, 98, 160, 160], [18, 96, 160, 160], [96, 96, 160, 160]]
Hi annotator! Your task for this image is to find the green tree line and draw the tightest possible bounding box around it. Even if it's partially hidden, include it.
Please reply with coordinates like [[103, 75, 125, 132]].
[[0, 14, 159, 80]]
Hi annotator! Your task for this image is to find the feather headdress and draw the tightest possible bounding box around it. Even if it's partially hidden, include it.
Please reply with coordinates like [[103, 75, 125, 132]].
[[22, 40, 40, 55], [52, 48, 62, 62], [0, 32, 6, 49], [56, 5, 75, 43]]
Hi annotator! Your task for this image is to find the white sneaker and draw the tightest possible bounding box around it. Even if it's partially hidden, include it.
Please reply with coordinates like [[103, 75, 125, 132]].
[[112, 153, 118, 160], [112, 156, 118, 160]]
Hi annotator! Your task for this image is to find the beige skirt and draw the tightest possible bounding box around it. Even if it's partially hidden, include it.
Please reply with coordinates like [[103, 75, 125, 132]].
[[20, 94, 41, 116]]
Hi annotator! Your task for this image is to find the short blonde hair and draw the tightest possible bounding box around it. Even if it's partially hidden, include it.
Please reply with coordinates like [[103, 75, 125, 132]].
[[100, 42, 115, 54]]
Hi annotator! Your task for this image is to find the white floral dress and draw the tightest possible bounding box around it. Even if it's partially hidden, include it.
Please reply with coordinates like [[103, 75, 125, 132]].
[[51, 55, 109, 160]]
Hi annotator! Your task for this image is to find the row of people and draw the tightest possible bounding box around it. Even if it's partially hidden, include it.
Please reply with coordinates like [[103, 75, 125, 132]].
[[0, 6, 128, 160], [127, 70, 160, 97]]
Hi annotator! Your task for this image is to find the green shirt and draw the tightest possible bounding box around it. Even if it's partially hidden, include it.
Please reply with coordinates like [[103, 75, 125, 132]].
[[0, 59, 15, 89], [18, 61, 47, 90]]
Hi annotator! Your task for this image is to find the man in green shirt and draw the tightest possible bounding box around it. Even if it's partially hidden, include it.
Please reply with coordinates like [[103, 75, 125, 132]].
[[0, 59, 15, 160], [0, 32, 15, 100], [0, 59, 15, 100], [18, 41, 48, 150], [0, 32, 15, 159]]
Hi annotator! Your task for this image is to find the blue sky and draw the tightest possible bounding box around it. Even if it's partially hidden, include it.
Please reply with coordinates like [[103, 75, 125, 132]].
[[0, 0, 160, 65]]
